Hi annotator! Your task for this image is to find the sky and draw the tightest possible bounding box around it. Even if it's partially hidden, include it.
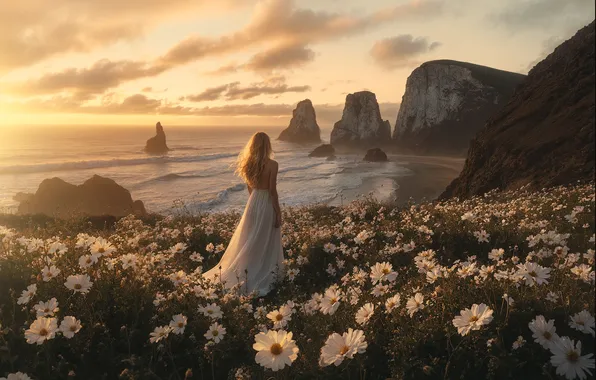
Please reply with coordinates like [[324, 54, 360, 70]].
[[0, 0, 594, 128]]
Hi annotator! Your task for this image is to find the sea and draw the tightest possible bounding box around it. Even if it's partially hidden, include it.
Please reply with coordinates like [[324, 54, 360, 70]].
[[0, 125, 412, 214]]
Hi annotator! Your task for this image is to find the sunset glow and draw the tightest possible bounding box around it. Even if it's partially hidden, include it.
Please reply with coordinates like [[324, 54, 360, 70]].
[[1, 0, 593, 127]]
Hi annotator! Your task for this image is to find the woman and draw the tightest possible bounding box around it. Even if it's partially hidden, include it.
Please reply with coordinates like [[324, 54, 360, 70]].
[[203, 132, 284, 296]]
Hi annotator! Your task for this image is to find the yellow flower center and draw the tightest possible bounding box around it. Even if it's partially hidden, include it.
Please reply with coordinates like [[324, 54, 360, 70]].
[[330, 298, 337, 304], [70, 325, 77, 332], [529, 271, 537, 277], [339, 345, 350, 355], [178, 322, 184, 328], [270, 343, 283, 356], [382, 268, 390, 274], [212, 330, 219, 336], [544, 331, 552, 339], [44, 308, 49, 313], [39, 328, 48, 337], [567, 351, 579, 363], [98, 248, 105, 253], [74, 284, 82, 290], [469, 316, 479, 323], [275, 314, 283, 321], [86, 258, 92, 264], [577, 321, 585, 326], [207, 310, 213, 314]]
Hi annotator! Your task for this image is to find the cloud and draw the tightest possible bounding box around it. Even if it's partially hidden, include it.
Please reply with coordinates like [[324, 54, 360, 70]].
[[185, 83, 238, 102], [4, 59, 168, 97], [371, 35, 441, 69], [492, 0, 595, 31], [243, 43, 316, 72], [0, 0, 251, 73], [3, 0, 444, 97], [185, 77, 311, 101], [158, 0, 444, 71], [4, 94, 398, 123]]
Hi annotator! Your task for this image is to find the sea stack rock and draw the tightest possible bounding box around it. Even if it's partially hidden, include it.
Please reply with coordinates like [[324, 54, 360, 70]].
[[308, 144, 335, 158], [330, 91, 391, 148], [145, 122, 169, 154], [16, 175, 147, 218], [363, 148, 388, 162], [278, 99, 321, 143], [393, 60, 525, 155], [441, 21, 595, 199]]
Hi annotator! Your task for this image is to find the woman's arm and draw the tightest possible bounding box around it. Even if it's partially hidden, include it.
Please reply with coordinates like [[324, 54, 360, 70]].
[[247, 184, 253, 195], [269, 161, 282, 228]]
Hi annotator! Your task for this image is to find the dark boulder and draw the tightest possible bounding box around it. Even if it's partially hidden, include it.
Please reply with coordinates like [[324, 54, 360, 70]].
[[16, 175, 147, 218], [145, 122, 169, 154], [309, 144, 335, 158], [363, 148, 388, 162]]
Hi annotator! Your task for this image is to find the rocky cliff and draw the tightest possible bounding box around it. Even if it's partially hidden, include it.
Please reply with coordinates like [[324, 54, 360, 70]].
[[393, 60, 525, 155], [278, 99, 321, 143], [16, 175, 147, 218], [145, 122, 169, 154], [442, 21, 595, 199], [330, 91, 391, 147]]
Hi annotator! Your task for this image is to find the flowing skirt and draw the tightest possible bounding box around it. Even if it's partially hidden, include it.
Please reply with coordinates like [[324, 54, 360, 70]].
[[203, 189, 284, 296]]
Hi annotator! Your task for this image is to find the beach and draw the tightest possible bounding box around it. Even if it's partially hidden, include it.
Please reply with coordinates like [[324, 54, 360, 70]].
[[329, 154, 465, 206]]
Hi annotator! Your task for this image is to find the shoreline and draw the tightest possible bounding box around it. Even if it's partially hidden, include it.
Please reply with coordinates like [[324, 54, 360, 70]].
[[328, 154, 465, 207]]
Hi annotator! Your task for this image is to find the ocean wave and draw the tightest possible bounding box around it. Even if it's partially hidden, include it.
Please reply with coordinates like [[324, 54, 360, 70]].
[[189, 183, 246, 211], [0, 153, 238, 175]]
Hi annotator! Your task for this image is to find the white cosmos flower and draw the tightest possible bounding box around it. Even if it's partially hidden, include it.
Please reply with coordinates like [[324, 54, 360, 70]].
[[33, 298, 59, 317], [41, 265, 61, 282], [319, 288, 341, 315], [528, 315, 559, 349], [198, 303, 223, 319], [549, 336, 595, 380], [64, 274, 93, 294], [168, 270, 188, 286], [517, 262, 551, 286], [120, 254, 138, 270], [169, 242, 188, 254], [355, 303, 375, 326], [266, 305, 293, 329], [59, 316, 82, 338], [452, 303, 494, 336], [287, 268, 300, 281], [253, 330, 299, 372], [169, 314, 187, 335], [370, 262, 397, 284], [569, 310, 595, 337], [25, 317, 58, 345], [319, 328, 368, 367], [149, 326, 171, 343], [204, 322, 226, 343], [406, 293, 425, 317], [17, 284, 37, 305], [0, 372, 33, 380], [385, 294, 401, 313], [78, 254, 98, 269], [488, 248, 505, 261], [89, 238, 115, 257]]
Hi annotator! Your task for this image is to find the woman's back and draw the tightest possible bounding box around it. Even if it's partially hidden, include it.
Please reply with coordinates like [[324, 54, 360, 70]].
[[253, 159, 277, 190]]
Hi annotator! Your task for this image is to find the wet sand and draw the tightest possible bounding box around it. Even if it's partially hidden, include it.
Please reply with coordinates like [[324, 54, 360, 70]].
[[329, 155, 465, 206]]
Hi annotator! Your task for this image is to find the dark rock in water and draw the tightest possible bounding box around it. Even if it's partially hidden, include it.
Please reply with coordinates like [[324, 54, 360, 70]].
[[441, 21, 595, 199], [145, 122, 169, 154], [309, 144, 335, 157], [16, 175, 147, 218], [330, 91, 391, 147], [278, 99, 321, 143], [393, 60, 526, 155], [363, 148, 388, 162]]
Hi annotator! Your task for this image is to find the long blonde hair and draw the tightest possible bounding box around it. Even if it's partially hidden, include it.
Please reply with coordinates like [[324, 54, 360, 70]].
[[235, 132, 273, 188]]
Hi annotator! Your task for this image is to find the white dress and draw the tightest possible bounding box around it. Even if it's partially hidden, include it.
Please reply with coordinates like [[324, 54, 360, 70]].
[[203, 189, 284, 296]]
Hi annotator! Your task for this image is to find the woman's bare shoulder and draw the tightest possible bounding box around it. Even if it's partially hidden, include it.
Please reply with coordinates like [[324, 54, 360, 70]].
[[267, 159, 279, 169]]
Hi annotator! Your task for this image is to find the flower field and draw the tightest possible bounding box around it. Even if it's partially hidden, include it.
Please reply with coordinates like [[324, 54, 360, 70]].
[[0, 183, 594, 380]]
